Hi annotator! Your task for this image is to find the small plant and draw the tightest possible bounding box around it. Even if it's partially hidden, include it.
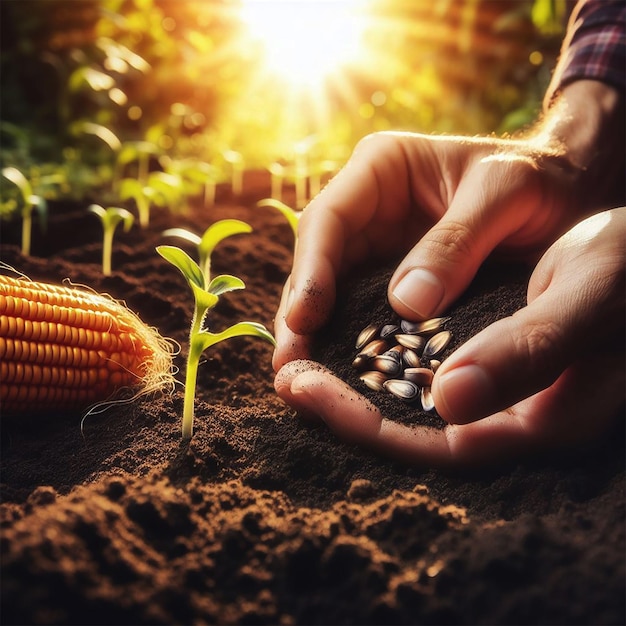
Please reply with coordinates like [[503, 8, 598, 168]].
[[146, 171, 186, 214], [115, 141, 160, 189], [256, 198, 300, 241], [223, 150, 244, 196], [119, 178, 166, 228], [69, 121, 122, 154], [88, 204, 134, 275], [162, 157, 221, 207], [1, 166, 48, 256], [268, 162, 285, 201], [157, 219, 275, 440]]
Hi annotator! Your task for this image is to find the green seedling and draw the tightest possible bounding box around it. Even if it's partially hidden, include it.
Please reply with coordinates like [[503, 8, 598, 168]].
[[1, 166, 48, 256], [256, 198, 300, 241], [88, 204, 134, 275], [119, 177, 166, 228], [70, 120, 122, 153], [309, 159, 340, 198], [116, 141, 160, 188], [147, 171, 185, 214], [162, 158, 221, 207], [268, 162, 285, 201], [69, 121, 121, 189], [157, 220, 275, 439], [223, 150, 244, 196]]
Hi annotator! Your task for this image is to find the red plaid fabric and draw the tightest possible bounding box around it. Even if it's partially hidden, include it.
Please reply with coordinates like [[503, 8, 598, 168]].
[[545, 0, 625, 106]]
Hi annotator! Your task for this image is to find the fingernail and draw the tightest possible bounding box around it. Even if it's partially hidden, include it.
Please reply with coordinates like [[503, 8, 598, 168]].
[[437, 364, 495, 424], [392, 268, 444, 318]]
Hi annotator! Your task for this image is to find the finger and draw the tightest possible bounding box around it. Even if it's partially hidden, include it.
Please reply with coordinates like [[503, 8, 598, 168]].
[[272, 277, 312, 370], [274, 359, 328, 424], [432, 277, 620, 426], [448, 353, 625, 464], [275, 360, 454, 466], [286, 133, 414, 336], [388, 150, 545, 320], [433, 210, 625, 425]]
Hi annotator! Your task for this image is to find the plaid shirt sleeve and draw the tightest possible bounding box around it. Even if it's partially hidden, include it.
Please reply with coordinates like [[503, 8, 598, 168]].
[[544, 0, 626, 106]]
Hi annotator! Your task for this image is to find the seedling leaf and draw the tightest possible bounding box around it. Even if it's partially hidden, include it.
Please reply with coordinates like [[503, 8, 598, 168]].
[[197, 321, 276, 353], [162, 228, 202, 247], [207, 274, 245, 297], [190, 280, 219, 312], [88, 205, 134, 275], [71, 121, 122, 151], [68, 67, 115, 93], [2, 167, 32, 198], [119, 177, 143, 198], [29, 195, 48, 233], [257, 198, 300, 237], [199, 219, 252, 260], [156, 245, 205, 289]]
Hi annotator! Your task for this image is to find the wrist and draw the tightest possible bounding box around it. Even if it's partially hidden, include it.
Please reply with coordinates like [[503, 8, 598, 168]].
[[531, 80, 625, 211]]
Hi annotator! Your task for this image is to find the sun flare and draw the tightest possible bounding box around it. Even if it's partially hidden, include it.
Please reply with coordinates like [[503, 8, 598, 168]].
[[239, 0, 367, 90]]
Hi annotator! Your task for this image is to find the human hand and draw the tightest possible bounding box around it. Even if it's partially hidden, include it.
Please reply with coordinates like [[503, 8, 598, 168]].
[[273, 82, 624, 370], [273, 131, 578, 370], [275, 209, 625, 466]]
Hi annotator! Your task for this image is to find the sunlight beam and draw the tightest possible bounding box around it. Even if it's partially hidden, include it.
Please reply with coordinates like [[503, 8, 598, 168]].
[[239, 0, 366, 91]]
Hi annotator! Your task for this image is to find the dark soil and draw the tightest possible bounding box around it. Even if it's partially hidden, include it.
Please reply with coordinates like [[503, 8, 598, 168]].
[[1, 171, 624, 625]]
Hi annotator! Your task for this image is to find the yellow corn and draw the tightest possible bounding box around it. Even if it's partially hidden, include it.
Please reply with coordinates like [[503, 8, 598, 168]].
[[0, 274, 174, 417]]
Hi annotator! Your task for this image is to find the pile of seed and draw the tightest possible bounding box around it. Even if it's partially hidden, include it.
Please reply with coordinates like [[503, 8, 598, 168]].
[[351, 317, 452, 411]]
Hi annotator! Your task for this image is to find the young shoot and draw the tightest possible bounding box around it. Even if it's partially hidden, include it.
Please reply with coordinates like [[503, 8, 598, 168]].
[[119, 178, 166, 228], [223, 150, 244, 196], [115, 141, 160, 189], [268, 162, 285, 201], [162, 158, 221, 207], [88, 204, 134, 276], [256, 198, 300, 242], [162, 219, 252, 279], [2, 166, 48, 256], [156, 220, 275, 439]]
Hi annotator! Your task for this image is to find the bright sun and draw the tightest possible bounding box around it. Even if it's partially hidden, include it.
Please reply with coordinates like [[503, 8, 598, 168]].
[[239, 0, 367, 90]]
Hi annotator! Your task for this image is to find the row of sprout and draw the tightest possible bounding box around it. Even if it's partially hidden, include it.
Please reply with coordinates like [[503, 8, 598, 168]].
[[2, 140, 307, 441]]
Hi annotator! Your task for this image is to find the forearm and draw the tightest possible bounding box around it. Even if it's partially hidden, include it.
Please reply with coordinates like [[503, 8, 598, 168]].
[[533, 80, 625, 212], [535, 0, 625, 212]]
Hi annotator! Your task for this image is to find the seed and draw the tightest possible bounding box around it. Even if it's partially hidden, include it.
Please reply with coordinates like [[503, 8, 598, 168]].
[[403, 367, 433, 386], [379, 324, 399, 339], [352, 316, 452, 409], [399, 319, 421, 334], [430, 359, 441, 373], [423, 330, 451, 358], [386, 345, 404, 357], [359, 371, 388, 392], [420, 386, 435, 412], [373, 353, 402, 377], [358, 338, 389, 358], [352, 354, 371, 370], [383, 379, 419, 402], [402, 349, 421, 368], [418, 317, 450, 334], [395, 334, 426, 351], [356, 323, 380, 350], [401, 317, 450, 335]]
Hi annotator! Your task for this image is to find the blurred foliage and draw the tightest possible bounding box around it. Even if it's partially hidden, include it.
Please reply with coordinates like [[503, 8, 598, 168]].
[[1, 0, 568, 211]]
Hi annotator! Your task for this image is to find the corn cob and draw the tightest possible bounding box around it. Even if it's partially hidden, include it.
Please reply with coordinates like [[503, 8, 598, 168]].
[[0, 274, 174, 417]]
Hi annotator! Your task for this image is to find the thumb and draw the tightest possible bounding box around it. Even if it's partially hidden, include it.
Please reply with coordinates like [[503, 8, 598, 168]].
[[432, 209, 625, 424], [388, 153, 542, 320]]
